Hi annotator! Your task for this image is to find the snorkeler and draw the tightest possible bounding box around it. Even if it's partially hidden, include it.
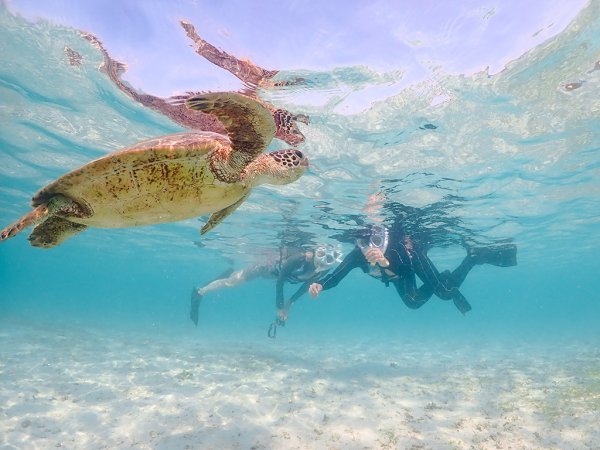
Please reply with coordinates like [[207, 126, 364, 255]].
[[189, 244, 343, 334], [81, 22, 308, 146], [308, 223, 517, 314], [268, 244, 344, 338]]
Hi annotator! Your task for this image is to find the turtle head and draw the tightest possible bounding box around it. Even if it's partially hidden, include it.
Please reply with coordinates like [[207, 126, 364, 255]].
[[273, 109, 309, 146], [243, 149, 308, 186]]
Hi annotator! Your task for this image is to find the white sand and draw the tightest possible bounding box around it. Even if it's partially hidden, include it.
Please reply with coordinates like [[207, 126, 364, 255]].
[[1, 321, 599, 450]]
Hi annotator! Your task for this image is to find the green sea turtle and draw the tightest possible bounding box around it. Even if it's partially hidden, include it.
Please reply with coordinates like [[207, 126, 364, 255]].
[[82, 30, 308, 146], [0, 92, 308, 248]]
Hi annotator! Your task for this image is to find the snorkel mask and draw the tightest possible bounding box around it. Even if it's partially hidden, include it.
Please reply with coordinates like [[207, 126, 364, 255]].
[[313, 244, 344, 273], [357, 224, 389, 254]]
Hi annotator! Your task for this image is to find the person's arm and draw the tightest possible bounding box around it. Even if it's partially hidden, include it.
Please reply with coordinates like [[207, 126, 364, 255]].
[[288, 281, 311, 304], [276, 253, 306, 309], [319, 247, 366, 291], [277, 280, 311, 324]]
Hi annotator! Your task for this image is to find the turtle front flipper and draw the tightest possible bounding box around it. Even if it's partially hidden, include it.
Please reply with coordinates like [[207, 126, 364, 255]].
[[28, 217, 87, 248], [186, 92, 276, 161], [200, 192, 250, 235], [180, 20, 276, 89]]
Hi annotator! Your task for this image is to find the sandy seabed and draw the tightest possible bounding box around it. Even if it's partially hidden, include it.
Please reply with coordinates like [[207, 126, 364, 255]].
[[1, 321, 599, 450]]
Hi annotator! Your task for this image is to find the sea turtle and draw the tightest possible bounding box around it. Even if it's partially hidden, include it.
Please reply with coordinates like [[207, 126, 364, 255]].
[[82, 31, 308, 146], [0, 92, 308, 248]]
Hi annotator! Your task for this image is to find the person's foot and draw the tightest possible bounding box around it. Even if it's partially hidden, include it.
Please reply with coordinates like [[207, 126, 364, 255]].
[[190, 288, 203, 326], [468, 244, 517, 267]]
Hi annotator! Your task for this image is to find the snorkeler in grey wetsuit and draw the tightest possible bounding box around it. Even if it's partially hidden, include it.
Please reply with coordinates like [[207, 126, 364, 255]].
[[309, 224, 517, 314], [190, 245, 343, 331], [267, 244, 343, 337]]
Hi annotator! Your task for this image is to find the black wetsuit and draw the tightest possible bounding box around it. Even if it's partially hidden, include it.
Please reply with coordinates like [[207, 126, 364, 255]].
[[318, 229, 511, 314]]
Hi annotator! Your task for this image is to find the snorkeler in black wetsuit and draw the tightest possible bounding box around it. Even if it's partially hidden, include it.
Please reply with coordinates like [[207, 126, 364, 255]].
[[189, 245, 343, 330], [309, 224, 517, 314]]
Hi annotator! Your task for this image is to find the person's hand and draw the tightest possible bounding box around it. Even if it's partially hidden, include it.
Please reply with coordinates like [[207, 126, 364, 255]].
[[309, 283, 322, 298], [277, 309, 288, 322], [363, 247, 390, 267]]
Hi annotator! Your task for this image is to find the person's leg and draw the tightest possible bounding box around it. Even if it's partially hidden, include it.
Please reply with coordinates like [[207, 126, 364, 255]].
[[448, 243, 518, 288], [198, 269, 246, 296], [392, 275, 435, 310], [197, 261, 274, 296], [446, 258, 476, 289], [411, 248, 472, 313], [411, 248, 452, 298], [190, 264, 273, 326], [468, 244, 518, 267], [190, 267, 236, 326]]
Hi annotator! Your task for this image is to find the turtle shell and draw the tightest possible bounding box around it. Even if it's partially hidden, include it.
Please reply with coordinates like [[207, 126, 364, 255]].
[[32, 131, 249, 228]]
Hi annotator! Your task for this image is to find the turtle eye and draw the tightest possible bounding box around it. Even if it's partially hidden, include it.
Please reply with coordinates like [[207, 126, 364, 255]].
[[293, 150, 303, 159]]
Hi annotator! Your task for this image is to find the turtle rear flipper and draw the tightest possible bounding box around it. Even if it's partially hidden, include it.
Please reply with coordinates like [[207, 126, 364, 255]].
[[1, 195, 83, 245], [28, 217, 87, 248], [186, 92, 276, 160], [1, 203, 52, 242]]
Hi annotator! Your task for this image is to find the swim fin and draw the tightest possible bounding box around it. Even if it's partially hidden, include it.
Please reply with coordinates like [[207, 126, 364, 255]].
[[469, 244, 517, 267], [452, 290, 472, 315], [190, 289, 203, 326]]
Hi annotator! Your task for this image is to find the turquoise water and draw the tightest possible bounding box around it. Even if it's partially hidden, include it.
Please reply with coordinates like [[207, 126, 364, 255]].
[[1, 3, 599, 449]]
